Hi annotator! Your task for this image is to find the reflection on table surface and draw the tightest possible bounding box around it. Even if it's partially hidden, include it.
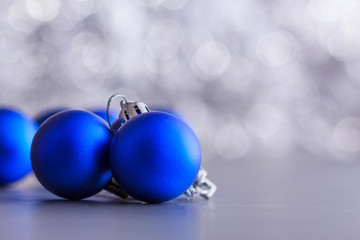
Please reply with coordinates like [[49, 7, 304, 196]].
[[2, 156, 360, 240]]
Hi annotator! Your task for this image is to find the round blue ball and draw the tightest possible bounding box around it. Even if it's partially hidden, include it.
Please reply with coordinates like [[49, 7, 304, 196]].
[[91, 109, 117, 123], [31, 110, 113, 200], [152, 107, 181, 119], [110, 112, 201, 203], [0, 108, 37, 185]]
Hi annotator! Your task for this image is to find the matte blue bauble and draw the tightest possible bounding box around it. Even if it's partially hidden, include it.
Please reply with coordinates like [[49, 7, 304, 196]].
[[152, 107, 181, 118], [0, 108, 37, 185], [110, 112, 201, 203], [31, 110, 113, 200], [91, 109, 116, 123]]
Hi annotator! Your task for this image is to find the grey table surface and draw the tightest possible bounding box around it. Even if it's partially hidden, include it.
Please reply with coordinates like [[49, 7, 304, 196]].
[[2, 153, 360, 240]]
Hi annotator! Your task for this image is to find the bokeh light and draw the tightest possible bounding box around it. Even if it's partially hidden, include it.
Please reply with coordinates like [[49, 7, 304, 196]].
[[0, 0, 359, 163], [334, 117, 360, 153]]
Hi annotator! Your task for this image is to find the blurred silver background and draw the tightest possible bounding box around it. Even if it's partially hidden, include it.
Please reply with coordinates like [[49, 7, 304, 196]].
[[0, 0, 359, 163]]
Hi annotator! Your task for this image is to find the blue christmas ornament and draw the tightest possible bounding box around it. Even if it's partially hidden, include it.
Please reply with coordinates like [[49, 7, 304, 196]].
[[35, 108, 67, 126], [110, 111, 201, 203], [31, 110, 113, 200], [91, 109, 117, 123], [0, 108, 37, 185], [152, 107, 182, 119]]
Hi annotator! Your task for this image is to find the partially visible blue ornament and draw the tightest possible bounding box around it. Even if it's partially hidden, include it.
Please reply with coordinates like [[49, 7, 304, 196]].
[[110, 111, 201, 203], [36, 108, 67, 126], [31, 110, 113, 200], [0, 108, 37, 185], [152, 107, 182, 119], [91, 109, 117, 123]]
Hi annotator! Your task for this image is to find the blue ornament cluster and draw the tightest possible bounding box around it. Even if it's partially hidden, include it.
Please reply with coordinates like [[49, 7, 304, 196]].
[[0, 107, 118, 187], [0, 95, 215, 203]]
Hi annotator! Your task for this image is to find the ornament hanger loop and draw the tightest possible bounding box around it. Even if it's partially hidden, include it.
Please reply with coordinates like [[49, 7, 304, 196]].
[[106, 94, 128, 134]]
